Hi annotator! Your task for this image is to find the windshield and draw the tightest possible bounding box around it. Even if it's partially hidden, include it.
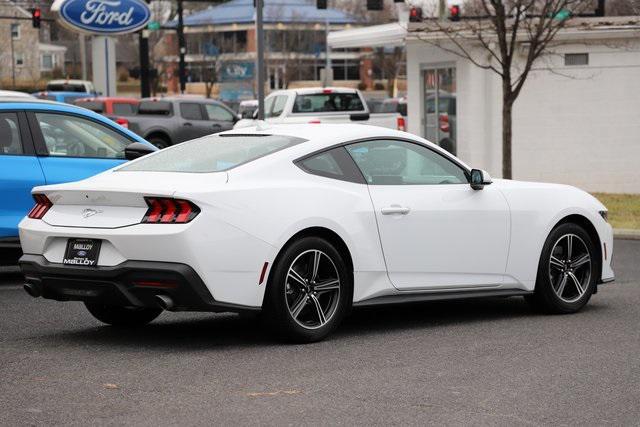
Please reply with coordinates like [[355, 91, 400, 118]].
[[119, 134, 306, 173]]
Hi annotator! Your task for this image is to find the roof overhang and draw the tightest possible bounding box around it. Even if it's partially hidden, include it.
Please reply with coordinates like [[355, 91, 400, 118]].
[[328, 22, 407, 49]]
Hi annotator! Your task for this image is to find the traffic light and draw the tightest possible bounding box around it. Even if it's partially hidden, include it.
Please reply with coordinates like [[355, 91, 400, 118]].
[[449, 4, 460, 21], [317, 0, 327, 9], [31, 7, 41, 28], [367, 0, 383, 11]]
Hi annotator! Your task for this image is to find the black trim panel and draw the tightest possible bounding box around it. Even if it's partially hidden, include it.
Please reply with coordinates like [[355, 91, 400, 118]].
[[19, 255, 259, 313], [353, 289, 533, 307]]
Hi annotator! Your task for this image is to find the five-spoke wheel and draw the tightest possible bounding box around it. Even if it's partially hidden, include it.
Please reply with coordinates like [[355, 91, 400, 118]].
[[264, 236, 351, 342], [286, 249, 341, 329], [528, 223, 597, 313]]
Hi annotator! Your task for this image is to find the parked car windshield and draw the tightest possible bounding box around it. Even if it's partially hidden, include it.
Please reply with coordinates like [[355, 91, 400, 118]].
[[118, 134, 306, 173], [76, 101, 105, 113], [292, 93, 364, 113]]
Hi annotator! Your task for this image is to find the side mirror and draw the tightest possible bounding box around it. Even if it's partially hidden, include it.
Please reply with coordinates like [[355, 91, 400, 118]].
[[470, 169, 492, 190], [125, 142, 156, 160], [350, 112, 370, 122]]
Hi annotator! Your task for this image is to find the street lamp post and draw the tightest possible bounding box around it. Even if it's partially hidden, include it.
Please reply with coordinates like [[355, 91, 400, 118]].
[[255, 0, 265, 120]]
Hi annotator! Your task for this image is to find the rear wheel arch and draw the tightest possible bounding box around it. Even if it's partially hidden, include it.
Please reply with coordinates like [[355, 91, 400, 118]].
[[263, 227, 354, 307]]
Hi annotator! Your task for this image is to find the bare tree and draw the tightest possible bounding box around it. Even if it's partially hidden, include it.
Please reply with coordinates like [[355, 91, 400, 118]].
[[411, 0, 596, 179]]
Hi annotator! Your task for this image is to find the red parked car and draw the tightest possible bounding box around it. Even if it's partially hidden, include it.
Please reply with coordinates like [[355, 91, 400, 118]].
[[74, 97, 139, 128]]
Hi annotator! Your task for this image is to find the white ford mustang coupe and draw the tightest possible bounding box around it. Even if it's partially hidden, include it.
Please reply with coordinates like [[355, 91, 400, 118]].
[[19, 124, 614, 342]]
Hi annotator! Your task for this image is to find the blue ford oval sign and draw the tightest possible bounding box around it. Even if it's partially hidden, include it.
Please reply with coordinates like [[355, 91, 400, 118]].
[[59, 0, 151, 35]]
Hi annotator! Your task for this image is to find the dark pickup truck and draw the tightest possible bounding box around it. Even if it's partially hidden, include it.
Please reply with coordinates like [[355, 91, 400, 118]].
[[126, 97, 240, 148]]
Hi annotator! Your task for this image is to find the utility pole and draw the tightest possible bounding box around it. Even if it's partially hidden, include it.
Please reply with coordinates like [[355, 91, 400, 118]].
[[10, 25, 16, 89], [139, 30, 151, 97], [323, 18, 330, 87], [177, 0, 186, 94], [79, 33, 87, 80], [255, 0, 265, 119]]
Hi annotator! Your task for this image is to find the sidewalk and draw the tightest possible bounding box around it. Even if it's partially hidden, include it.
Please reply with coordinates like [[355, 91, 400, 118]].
[[614, 228, 640, 240]]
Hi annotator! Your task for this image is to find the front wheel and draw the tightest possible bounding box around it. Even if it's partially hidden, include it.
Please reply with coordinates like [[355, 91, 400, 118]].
[[263, 237, 352, 343], [85, 303, 162, 327], [527, 223, 597, 313]]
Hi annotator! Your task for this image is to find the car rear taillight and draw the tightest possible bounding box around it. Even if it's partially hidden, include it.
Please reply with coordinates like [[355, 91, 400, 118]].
[[439, 113, 449, 132], [115, 117, 129, 128], [142, 197, 200, 224], [27, 194, 52, 219], [308, 120, 321, 124], [397, 116, 406, 131]]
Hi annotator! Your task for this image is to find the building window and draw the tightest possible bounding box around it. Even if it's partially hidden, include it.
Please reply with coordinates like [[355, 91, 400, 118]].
[[41, 54, 54, 71], [565, 53, 588, 66], [11, 23, 20, 40], [15, 53, 24, 67]]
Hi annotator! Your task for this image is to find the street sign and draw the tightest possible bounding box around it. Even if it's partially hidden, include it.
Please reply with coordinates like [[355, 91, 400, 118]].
[[58, 0, 151, 35]]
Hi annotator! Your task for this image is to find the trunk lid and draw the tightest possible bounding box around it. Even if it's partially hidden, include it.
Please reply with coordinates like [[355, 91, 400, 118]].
[[39, 170, 227, 228]]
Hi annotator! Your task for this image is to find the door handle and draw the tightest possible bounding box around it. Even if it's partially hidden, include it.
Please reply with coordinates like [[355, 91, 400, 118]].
[[211, 123, 221, 128], [381, 205, 411, 215], [183, 122, 193, 127]]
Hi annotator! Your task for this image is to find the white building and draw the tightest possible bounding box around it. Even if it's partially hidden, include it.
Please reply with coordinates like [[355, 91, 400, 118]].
[[332, 16, 640, 194], [407, 17, 640, 194]]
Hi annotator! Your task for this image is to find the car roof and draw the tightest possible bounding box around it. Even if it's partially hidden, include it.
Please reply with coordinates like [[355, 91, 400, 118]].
[[34, 91, 94, 96], [47, 79, 92, 85], [0, 90, 33, 98], [75, 97, 139, 102], [269, 87, 359, 96], [220, 123, 471, 171]]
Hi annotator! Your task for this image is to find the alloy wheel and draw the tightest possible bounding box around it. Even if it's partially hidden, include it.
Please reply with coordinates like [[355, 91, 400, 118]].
[[285, 249, 341, 330], [548, 233, 592, 303]]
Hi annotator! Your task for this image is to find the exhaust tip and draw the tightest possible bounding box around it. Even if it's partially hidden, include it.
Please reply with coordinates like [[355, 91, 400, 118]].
[[24, 283, 42, 298], [155, 294, 174, 311]]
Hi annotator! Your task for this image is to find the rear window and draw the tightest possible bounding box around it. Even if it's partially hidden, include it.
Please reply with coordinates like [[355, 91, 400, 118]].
[[46, 84, 87, 92], [119, 134, 306, 173], [112, 103, 136, 116], [292, 93, 364, 113], [138, 101, 172, 115], [76, 101, 104, 113]]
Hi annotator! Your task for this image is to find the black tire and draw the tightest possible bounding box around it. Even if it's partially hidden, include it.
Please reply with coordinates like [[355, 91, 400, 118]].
[[263, 236, 352, 343], [148, 135, 170, 149], [84, 303, 162, 327], [527, 222, 598, 314]]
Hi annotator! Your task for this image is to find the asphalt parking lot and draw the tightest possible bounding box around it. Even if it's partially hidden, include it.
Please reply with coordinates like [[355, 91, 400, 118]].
[[1, 239, 639, 426]]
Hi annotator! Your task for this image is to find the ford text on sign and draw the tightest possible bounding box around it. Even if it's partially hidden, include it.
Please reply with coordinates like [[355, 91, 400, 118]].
[[59, 0, 151, 35]]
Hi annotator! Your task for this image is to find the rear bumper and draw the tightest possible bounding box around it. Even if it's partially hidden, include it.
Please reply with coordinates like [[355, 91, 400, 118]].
[[19, 254, 259, 313]]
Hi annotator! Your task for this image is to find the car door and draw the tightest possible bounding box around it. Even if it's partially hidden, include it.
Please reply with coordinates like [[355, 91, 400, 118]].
[[178, 102, 211, 141], [27, 111, 134, 184], [0, 111, 46, 239], [345, 139, 510, 291], [203, 103, 237, 134]]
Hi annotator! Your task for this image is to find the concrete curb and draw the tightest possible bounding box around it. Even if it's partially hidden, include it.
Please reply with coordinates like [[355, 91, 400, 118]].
[[614, 229, 640, 240]]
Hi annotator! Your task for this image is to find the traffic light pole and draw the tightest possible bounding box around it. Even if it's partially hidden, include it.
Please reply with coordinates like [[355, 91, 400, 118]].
[[177, 0, 187, 94], [255, 0, 265, 120], [139, 30, 151, 98]]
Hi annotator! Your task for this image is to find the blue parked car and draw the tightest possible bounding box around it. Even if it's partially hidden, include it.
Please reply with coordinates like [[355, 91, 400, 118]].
[[0, 98, 156, 264], [32, 91, 95, 105]]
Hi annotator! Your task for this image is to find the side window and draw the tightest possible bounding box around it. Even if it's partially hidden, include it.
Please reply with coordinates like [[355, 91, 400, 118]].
[[267, 96, 287, 118], [204, 104, 234, 122], [112, 103, 136, 116], [297, 147, 364, 184], [0, 113, 23, 155], [180, 103, 204, 120], [345, 139, 468, 185], [263, 96, 275, 117], [34, 113, 133, 159]]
